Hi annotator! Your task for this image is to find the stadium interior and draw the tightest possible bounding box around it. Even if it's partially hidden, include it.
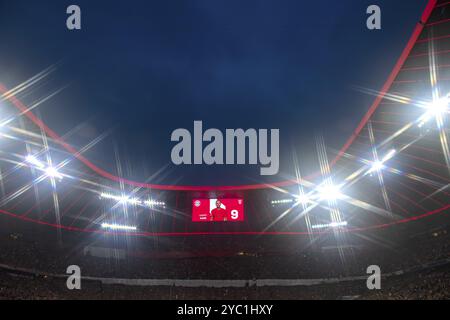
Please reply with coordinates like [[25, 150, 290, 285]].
[[0, 0, 450, 300]]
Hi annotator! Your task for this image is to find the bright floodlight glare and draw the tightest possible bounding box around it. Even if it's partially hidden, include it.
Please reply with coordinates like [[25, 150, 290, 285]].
[[26, 155, 63, 180], [369, 161, 384, 173], [101, 223, 137, 231], [368, 149, 396, 174], [312, 221, 348, 230], [100, 193, 165, 207], [296, 194, 310, 205], [100, 193, 141, 205], [271, 199, 294, 206], [128, 197, 141, 205], [45, 166, 63, 180], [317, 184, 342, 201], [381, 149, 396, 162], [116, 195, 132, 204], [26, 155, 45, 168], [418, 94, 449, 127], [100, 193, 121, 201], [144, 199, 166, 207]]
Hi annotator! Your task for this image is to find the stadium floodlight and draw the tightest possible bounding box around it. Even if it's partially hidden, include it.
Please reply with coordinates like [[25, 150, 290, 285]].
[[311, 221, 348, 229], [101, 223, 137, 231], [271, 199, 294, 206], [317, 184, 342, 201], [45, 166, 63, 180], [369, 161, 384, 173], [26, 155, 45, 168], [26, 155, 63, 180], [381, 149, 397, 162], [100, 192, 142, 206], [144, 199, 166, 207], [100, 193, 166, 208], [368, 149, 396, 174], [418, 94, 449, 128], [128, 197, 142, 205], [296, 194, 311, 205], [100, 193, 118, 201]]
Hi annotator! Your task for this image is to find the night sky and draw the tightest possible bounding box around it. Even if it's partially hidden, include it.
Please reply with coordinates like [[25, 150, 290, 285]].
[[0, 0, 428, 185]]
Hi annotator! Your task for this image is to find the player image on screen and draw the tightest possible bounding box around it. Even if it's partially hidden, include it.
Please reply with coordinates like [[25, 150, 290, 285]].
[[210, 200, 227, 222], [192, 199, 244, 222]]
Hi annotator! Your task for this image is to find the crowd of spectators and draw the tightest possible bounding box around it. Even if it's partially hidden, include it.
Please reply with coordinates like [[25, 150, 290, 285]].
[[1, 264, 449, 300], [0, 225, 449, 299]]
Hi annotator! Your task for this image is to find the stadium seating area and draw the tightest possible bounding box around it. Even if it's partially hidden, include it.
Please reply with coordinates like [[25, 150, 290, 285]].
[[0, 224, 449, 299], [1, 263, 449, 300]]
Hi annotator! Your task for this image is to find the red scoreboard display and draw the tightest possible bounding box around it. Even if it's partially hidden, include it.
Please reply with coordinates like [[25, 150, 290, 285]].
[[192, 199, 244, 222]]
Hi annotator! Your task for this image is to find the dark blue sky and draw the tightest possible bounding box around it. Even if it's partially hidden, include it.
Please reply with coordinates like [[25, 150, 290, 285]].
[[0, 0, 428, 185]]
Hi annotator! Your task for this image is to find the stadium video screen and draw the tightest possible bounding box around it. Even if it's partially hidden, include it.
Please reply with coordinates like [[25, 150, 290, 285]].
[[192, 199, 244, 222]]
